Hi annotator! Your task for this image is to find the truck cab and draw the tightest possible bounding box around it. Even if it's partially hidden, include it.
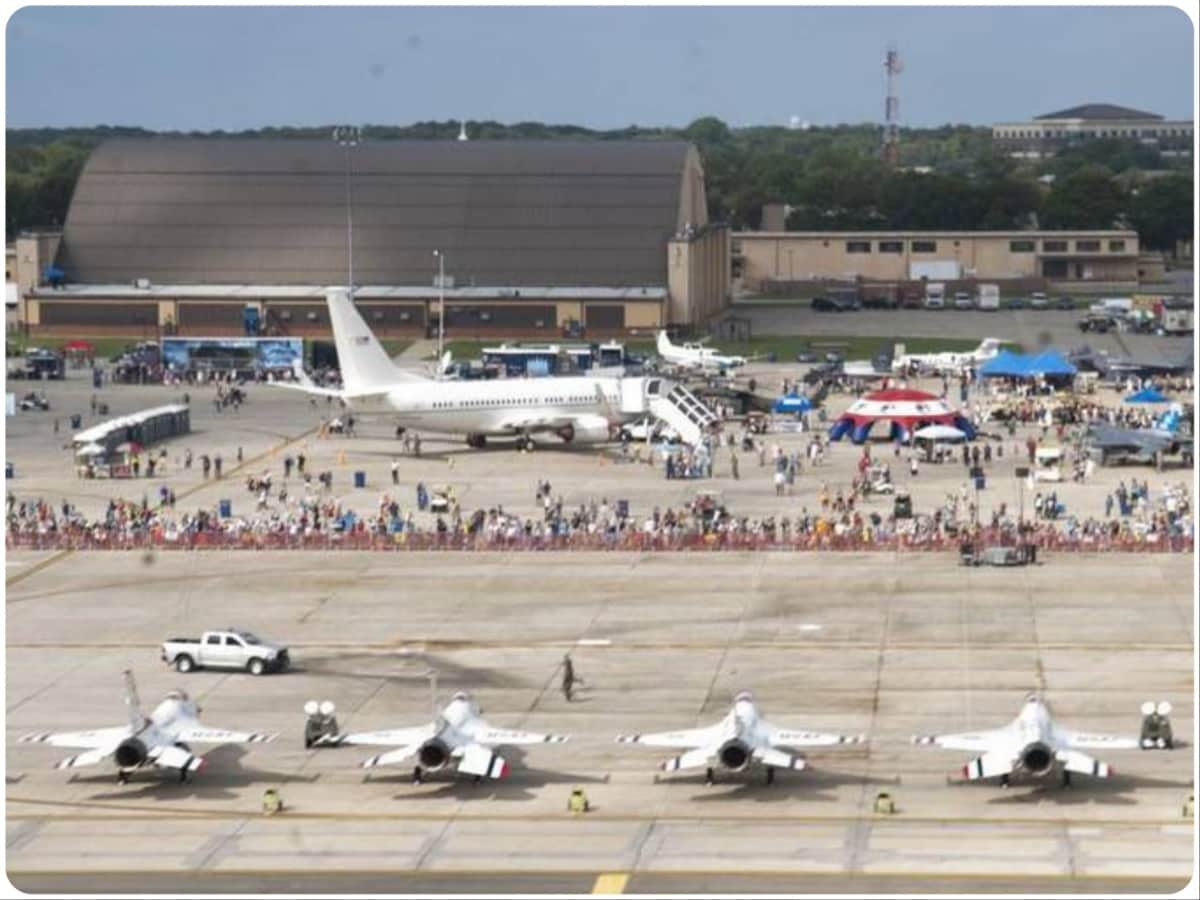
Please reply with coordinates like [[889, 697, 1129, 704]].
[[161, 629, 289, 675], [923, 283, 946, 309]]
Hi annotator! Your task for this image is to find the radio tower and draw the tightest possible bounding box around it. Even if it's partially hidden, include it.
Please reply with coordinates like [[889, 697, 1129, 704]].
[[882, 44, 903, 166]]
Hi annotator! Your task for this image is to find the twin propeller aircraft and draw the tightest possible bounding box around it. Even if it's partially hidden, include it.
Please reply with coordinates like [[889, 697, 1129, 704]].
[[19, 677, 1160, 791]]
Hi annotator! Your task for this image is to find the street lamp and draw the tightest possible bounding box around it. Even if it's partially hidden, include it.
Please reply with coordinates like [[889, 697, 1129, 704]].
[[433, 249, 446, 363], [332, 126, 361, 296]]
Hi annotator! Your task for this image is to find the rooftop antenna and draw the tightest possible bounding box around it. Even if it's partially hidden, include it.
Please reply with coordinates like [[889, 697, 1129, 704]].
[[882, 44, 903, 167], [332, 126, 362, 296], [457, 121, 469, 142]]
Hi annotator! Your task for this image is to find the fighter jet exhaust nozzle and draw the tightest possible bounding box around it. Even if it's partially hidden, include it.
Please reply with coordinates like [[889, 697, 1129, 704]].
[[114, 738, 148, 769], [718, 739, 752, 771], [418, 739, 451, 771], [1020, 742, 1054, 776]]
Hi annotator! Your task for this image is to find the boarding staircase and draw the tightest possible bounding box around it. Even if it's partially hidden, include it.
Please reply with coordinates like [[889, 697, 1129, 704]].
[[649, 382, 720, 447]]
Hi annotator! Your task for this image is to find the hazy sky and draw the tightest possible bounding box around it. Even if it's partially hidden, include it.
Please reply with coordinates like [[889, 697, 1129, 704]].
[[5, 4, 1195, 130]]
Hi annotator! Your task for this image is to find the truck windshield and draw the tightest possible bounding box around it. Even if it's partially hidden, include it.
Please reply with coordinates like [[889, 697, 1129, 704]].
[[238, 632, 261, 645]]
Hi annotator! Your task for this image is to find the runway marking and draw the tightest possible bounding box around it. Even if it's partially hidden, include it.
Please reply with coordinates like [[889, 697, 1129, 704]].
[[5, 549, 74, 590], [592, 872, 629, 894], [577, 639, 612, 646]]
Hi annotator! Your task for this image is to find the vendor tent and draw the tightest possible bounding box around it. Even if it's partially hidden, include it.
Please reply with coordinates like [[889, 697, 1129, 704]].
[[913, 424, 967, 442], [979, 349, 1077, 379], [772, 393, 812, 414], [828, 388, 975, 444], [1125, 387, 1171, 404]]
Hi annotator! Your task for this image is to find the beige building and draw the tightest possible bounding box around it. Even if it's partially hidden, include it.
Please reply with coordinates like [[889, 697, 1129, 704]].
[[735, 229, 1141, 290]]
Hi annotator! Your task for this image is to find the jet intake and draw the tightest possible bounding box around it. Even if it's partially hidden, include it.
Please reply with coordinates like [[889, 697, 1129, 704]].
[[114, 738, 148, 769], [418, 739, 451, 771], [1020, 742, 1054, 776], [718, 739, 752, 771]]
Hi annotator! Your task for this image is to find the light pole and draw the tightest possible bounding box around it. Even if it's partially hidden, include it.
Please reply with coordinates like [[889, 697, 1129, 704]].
[[332, 126, 361, 296], [433, 249, 445, 362]]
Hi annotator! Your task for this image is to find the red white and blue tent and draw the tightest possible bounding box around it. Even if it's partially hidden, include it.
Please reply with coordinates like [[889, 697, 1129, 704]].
[[828, 388, 975, 444]]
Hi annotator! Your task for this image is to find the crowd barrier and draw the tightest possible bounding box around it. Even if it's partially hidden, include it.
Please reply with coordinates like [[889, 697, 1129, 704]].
[[6, 528, 1193, 554]]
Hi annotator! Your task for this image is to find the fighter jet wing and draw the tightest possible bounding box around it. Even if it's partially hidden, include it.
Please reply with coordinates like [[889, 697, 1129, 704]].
[[768, 725, 866, 748], [147, 743, 206, 775], [361, 744, 422, 769], [317, 723, 435, 748], [456, 743, 510, 779], [469, 725, 569, 746], [911, 726, 1013, 752], [19, 725, 130, 750], [1055, 729, 1141, 751], [616, 722, 725, 748], [172, 725, 276, 745]]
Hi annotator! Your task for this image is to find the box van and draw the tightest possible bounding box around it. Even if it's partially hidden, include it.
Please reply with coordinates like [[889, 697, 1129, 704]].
[[923, 283, 946, 309], [1089, 297, 1134, 315], [977, 284, 1000, 311]]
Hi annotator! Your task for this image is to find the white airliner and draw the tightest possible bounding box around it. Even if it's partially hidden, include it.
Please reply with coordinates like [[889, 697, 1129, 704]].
[[656, 330, 750, 373], [271, 289, 705, 449], [19, 671, 275, 784], [912, 693, 1146, 788], [316, 691, 568, 784], [616, 691, 865, 785], [892, 338, 1002, 374]]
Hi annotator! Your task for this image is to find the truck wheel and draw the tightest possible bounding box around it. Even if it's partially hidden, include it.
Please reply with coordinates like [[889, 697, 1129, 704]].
[[247, 657, 266, 676], [175, 655, 195, 673]]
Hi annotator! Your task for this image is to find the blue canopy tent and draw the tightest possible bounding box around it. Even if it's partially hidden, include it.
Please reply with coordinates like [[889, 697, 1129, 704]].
[[979, 349, 1076, 380], [978, 350, 1028, 378], [1125, 387, 1171, 404], [772, 393, 813, 415]]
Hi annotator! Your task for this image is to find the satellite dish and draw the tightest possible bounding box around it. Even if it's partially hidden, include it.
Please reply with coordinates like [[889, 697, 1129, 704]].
[[319, 700, 336, 716], [1156, 701, 1172, 716], [1141, 701, 1155, 716], [304, 700, 319, 716]]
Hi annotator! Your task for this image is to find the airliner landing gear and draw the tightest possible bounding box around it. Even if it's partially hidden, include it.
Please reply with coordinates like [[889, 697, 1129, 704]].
[[473, 775, 482, 786], [520, 435, 536, 452], [1000, 773, 1010, 789], [117, 771, 129, 785], [179, 768, 189, 784], [765, 766, 776, 786], [466, 433, 487, 449], [705, 767, 715, 786], [412, 765, 424, 785], [1062, 770, 1073, 790]]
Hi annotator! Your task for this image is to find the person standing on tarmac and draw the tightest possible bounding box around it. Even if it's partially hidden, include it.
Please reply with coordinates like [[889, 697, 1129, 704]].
[[562, 653, 581, 702]]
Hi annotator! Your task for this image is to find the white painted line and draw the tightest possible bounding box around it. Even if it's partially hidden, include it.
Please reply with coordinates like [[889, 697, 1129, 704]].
[[797, 624, 823, 632], [577, 639, 612, 646], [1161, 825, 1193, 835], [6, 562, 26, 567], [1068, 827, 1102, 836]]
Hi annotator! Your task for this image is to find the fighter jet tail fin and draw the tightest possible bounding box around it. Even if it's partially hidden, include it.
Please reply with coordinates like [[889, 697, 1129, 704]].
[[122, 669, 145, 731], [458, 743, 509, 779]]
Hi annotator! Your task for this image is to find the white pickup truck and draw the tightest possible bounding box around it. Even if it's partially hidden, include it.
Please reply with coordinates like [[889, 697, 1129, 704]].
[[161, 629, 290, 675]]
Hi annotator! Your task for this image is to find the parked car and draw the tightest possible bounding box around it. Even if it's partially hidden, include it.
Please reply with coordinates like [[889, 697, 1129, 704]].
[[900, 294, 924, 310], [795, 350, 818, 363], [1054, 295, 1076, 311], [1007, 297, 1026, 310], [161, 629, 290, 675], [953, 291, 974, 310], [861, 295, 898, 310], [1030, 292, 1049, 310], [620, 417, 680, 444], [811, 296, 856, 312], [1078, 314, 1118, 334]]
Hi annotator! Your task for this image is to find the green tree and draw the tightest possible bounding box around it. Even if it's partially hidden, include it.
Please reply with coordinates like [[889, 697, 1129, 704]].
[[1040, 164, 1127, 229], [1128, 174, 1194, 252]]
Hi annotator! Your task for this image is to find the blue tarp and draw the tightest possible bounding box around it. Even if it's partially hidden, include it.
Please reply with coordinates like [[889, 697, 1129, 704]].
[[772, 393, 812, 414], [1125, 387, 1170, 404], [979, 348, 1076, 378]]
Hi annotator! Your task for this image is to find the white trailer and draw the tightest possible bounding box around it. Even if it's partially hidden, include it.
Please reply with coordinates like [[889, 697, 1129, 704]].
[[977, 284, 1001, 311]]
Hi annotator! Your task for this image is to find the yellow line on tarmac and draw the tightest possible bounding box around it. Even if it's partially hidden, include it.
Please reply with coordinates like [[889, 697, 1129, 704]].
[[5, 549, 75, 589], [591, 872, 629, 894]]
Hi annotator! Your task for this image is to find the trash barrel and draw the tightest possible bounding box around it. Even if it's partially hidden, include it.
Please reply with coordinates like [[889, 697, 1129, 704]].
[[974, 475, 986, 490], [616, 499, 629, 518], [70, 413, 82, 429], [218, 499, 232, 518], [5, 462, 13, 479], [354, 470, 366, 489]]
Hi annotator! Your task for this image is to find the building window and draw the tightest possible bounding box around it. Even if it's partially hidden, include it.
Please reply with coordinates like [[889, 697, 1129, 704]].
[[845, 240, 871, 253], [878, 241, 903, 254], [1108, 240, 1126, 252], [1010, 240, 1036, 253], [1043, 239, 1068, 253], [911, 240, 938, 253], [1075, 240, 1101, 252]]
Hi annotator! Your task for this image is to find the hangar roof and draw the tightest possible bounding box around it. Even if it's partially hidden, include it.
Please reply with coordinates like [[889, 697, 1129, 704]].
[[55, 139, 704, 289]]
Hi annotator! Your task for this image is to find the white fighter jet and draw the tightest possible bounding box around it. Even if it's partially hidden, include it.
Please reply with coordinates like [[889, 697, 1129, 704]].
[[655, 330, 750, 373], [316, 691, 569, 784], [892, 338, 1002, 374], [616, 691, 865, 785], [18, 671, 276, 784], [912, 693, 1145, 788]]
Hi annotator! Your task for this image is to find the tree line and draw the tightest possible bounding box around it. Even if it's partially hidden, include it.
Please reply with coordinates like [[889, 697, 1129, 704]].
[[5, 118, 1193, 252]]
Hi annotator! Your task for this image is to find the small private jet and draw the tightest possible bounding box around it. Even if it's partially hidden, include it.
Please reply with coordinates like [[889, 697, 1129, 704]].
[[912, 693, 1148, 788], [19, 671, 275, 784], [616, 691, 864, 785], [315, 691, 568, 784], [892, 338, 1002, 375], [655, 331, 751, 374]]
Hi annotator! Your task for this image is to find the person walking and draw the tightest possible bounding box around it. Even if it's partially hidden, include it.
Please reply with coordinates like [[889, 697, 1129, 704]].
[[730, 450, 739, 481], [561, 654, 581, 702], [214, 454, 223, 479], [391, 458, 400, 485]]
